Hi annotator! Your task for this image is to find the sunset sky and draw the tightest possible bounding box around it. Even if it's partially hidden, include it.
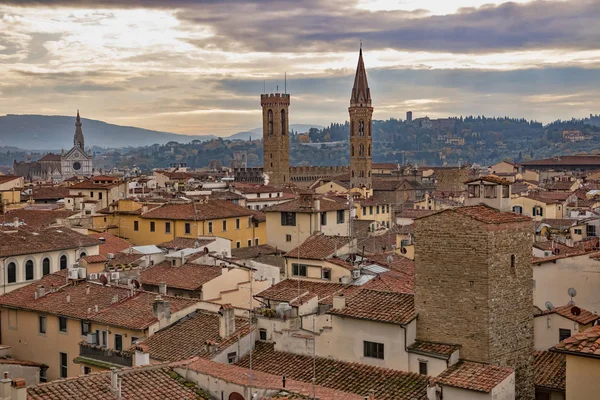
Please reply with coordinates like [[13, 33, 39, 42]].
[[1, 0, 599, 136]]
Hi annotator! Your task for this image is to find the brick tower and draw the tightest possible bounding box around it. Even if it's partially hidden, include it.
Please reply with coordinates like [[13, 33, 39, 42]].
[[261, 93, 290, 186], [414, 205, 535, 399], [349, 46, 373, 189]]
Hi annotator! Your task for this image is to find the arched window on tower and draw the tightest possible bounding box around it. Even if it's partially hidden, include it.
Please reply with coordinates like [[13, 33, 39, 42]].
[[368, 145, 371, 156], [351, 145, 355, 157], [267, 109, 273, 135], [359, 171, 365, 178], [359, 120, 364, 136], [367, 121, 371, 136], [281, 109, 286, 135], [351, 170, 355, 177], [359, 144, 364, 156], [350, 121, 354, 136]]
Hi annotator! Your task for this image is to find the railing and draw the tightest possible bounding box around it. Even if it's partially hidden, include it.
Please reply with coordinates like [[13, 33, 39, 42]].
[[79, 342, 132, 367]]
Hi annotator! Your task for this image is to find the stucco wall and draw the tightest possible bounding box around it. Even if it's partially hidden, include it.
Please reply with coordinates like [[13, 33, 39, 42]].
[[534, 314, 583, 350], [566, 354, 600, 400]]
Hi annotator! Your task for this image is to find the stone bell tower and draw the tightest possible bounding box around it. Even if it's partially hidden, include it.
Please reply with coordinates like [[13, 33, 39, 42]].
[[261, 93, 290, 186], [349, 46, 373, 189]]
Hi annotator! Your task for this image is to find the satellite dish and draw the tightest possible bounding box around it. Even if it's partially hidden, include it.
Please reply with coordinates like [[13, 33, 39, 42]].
[[401, 247, 407, 255], [99, 274, 109, 286], [131, 279, 140, 289], [568, 288, 577, 297], [571, 306, 582, 316], [545, 301, 554, 311]]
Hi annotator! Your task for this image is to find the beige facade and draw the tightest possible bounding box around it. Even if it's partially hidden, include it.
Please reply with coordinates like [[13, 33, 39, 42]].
[[0, 176, 24, 208], [511, 195, 566, 220], [465, 179, 511, 211], [534, 313, 591, 350], [565, 355, 600, 400]]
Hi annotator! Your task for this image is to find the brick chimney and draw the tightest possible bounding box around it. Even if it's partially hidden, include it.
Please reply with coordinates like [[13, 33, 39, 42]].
[[134, 344, 149, 367], [10, 378, 26, 400], [152, 295, 171, 321], [218, 304, 235, 339]]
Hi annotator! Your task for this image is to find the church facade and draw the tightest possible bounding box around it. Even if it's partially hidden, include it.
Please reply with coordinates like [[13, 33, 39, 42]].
[[13, 111, 93, 181]]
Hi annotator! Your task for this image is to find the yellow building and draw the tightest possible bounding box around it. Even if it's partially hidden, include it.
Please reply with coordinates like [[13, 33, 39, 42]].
[[354, 197, 393, 232], [0, 175, 24, 210], [0, 271, 200, 381], [511, 193, 569, 221], [93, 199, 266, 249], [65, 176, 127, 212]]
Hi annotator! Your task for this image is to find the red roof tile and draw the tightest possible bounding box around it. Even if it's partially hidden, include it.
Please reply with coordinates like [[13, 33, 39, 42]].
[[521, 155, 600, 167], [538, 304, 600, 325], [236, 342, 428, 400], [30, 186, 70, 200], [81, 254, 108, 263], [534, 350, 565, 391], [256, 279, 347, 305], [142, 200, 253, 221], [407, 341, 461, 359], [157, 237, 214, 251], [38, 153, 62, 162], [0, 227, 100, 257], [552, 325, 600, 357], [465, 176, 511, 185], [4, 209, 78, 230], [434, 361, 513, 393], [419, 204, 531, 224], [140, 261, 222, 291], [0, 175, 21, 185], [27, 366, 206, 400], [328, 289, 415, 325], [89, 232, 131, 256], [263, 195, 347, 213], [285, 234, 352, 260]]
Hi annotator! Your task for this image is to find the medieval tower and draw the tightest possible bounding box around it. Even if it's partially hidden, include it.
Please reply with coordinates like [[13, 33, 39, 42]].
[[261, 93, 290, 186], [349, 47, 373, 189], [414, 206, 535, 399]]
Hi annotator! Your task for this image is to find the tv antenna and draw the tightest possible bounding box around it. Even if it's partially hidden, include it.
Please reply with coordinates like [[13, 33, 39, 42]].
[[545, 301, 554, 311], [568, 288, 577, 306]]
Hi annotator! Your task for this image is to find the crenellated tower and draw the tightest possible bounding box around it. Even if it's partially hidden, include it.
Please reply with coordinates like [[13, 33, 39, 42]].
[[261, 93, 290, 186], [349, 47, 373, 188]]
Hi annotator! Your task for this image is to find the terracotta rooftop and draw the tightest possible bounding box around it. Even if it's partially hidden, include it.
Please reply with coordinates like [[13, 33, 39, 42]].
[[27, 365, 206, 400], [106, 252, 144, 268], [361, 272, 414, 293], [521, 155, 600, 167], [139, 261, 222, 291], [157, 237, 215, 251], [552, 325, 600, 357], [29, 186, 70, 200], [407, 341, 461, 360], [141, 310, 251, 362], [232, 184, 282, 194], [38, 153, 62, 162], [523, 191, 571, 204], [69, 180, 121, 190], [285, 234, 353, 260], [539, 304, 600, 325], [539, 218, 581, 230], [3, 209, 78, 230], [545, 181, 578, 191], [263, 196, 347, 213], [141, 200, 254, 221], [328, 289, 415, 325], [256, 279, 347, 305], [465, 176, 511, 185], [434, 361, 513, 393], [236, 342, 428, 400], [231, 244, 281, 259], [358, 232, 400, 255], [534, 350, 565, 392], [89, 232, 131, 256], [396, 209, 437, 219], [0, 175, 21, 185], [180, 357, 363, 400], [0, 227, 100, 257], [419, 204, 531, 224], [81, 254, 108, 264]]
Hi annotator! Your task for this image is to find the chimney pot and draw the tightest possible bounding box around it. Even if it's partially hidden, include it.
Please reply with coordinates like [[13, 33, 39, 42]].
[[332, 294, 346, 310], [85, 285, 90, 295], [66, 294, 71, 303], [94, 305, 99, 312], [218, 304, 236, 338]]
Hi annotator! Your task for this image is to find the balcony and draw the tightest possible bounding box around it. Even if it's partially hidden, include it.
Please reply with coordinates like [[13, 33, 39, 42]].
[[78, 342, 132, 368]]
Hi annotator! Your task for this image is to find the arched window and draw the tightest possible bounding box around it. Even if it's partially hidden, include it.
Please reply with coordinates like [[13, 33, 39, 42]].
[[7, 262, 16, 284], [267, 109, 273, 135], [281, 109, 286, 135], [359, 144, 364, 156], [360, 171, 365, 178], [25, 260, 34, 281], [359, 120, 364, 136], [60, 255, 67, 270], [367, 121, 371, 136], [351, 170, 355, 177], [43, 258, 50, 276], [350, 121, 354, 136], [368, 145, 371, 156], [351, 145, 355, 156]]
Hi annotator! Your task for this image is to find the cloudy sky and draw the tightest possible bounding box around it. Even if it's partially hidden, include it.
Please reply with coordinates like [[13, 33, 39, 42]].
[[0, 0, 599, 136]]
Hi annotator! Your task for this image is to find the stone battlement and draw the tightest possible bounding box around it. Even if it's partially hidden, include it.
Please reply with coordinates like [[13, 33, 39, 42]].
[[261, 93, 291, 106], [290, 165, 349, 176]]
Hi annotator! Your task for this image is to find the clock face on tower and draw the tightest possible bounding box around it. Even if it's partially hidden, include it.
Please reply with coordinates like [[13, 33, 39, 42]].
[[73, 162, 82, 171]]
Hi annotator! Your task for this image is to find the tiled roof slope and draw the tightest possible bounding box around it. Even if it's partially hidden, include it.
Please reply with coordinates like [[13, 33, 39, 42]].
[[407, 341, 460, 360], [3, 209, 78, 230], [539, 304, 600, 325], [465, 176, 511, 185], [142, 200, 253, 221], [231, 244, 280, 259], [157, 237, 214, 251], [0, 227, 100, 257], [30, 186, 70, 200], [256, 279, 346, 305], [534, 350, 565, 391], [236, 342, 428, 400], [0, 175, 21, 185], [181, 357, 362, 400], [285, 234, 353, 260], [141, 310, 250, 361], [89, 232, 131, 255], [552, 325, 600, 357], [434, 361, 513, 393], [263, 196, 347, 213], [27, 366, 207, 400], [328, 289, 415, 325], [139, 262, 222, 291], [420, 204, 531, 224]]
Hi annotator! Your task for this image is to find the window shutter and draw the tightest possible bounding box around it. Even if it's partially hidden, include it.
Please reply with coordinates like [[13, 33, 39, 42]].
[[540, 207, 543, 217], [291, 213, 296, 226], [281, 212, 286, 226]]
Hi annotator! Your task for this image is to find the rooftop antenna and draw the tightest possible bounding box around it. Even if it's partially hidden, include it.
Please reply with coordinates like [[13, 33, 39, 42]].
[[263, 80, 265, 94], [568, 287, 577, 306], [285, 72, 287, 95]]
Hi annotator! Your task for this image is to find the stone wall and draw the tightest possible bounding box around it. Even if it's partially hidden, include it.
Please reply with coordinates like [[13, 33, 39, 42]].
[[436, 168, 476, 193], [414, 211, 534, 399], [262, 93, 290, 187]]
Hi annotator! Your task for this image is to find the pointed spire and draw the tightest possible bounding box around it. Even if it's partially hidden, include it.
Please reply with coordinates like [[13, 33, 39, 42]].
[[76, 109, 80, 122], [350, 46, 371, 107], [74, 110, 84, 150]]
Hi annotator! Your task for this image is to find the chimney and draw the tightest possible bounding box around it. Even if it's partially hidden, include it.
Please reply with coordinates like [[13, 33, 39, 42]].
[[10, 379, 26, 400], [94, 305, 99, 312], [12, 217, 18, 229], [66, 294, 71, 303], [313, 197, 320, 211], [134, 344, 150, 367], [221, 265, 228, 275], [218, 304, 235, 339], [0, 372, 10, 400], [111, 295, 119, 304], [34, 285, 46, 300], [158, 282, 167, 295], [85, 285, 90, 295], [110, 368, 121, 399], [332, 294, 346, 310], [152, 295, 171, 321]]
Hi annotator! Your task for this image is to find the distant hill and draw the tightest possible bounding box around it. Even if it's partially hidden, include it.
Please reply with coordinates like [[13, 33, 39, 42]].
[[229, 124, 325, 141], [0, 114, 217, 150]]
